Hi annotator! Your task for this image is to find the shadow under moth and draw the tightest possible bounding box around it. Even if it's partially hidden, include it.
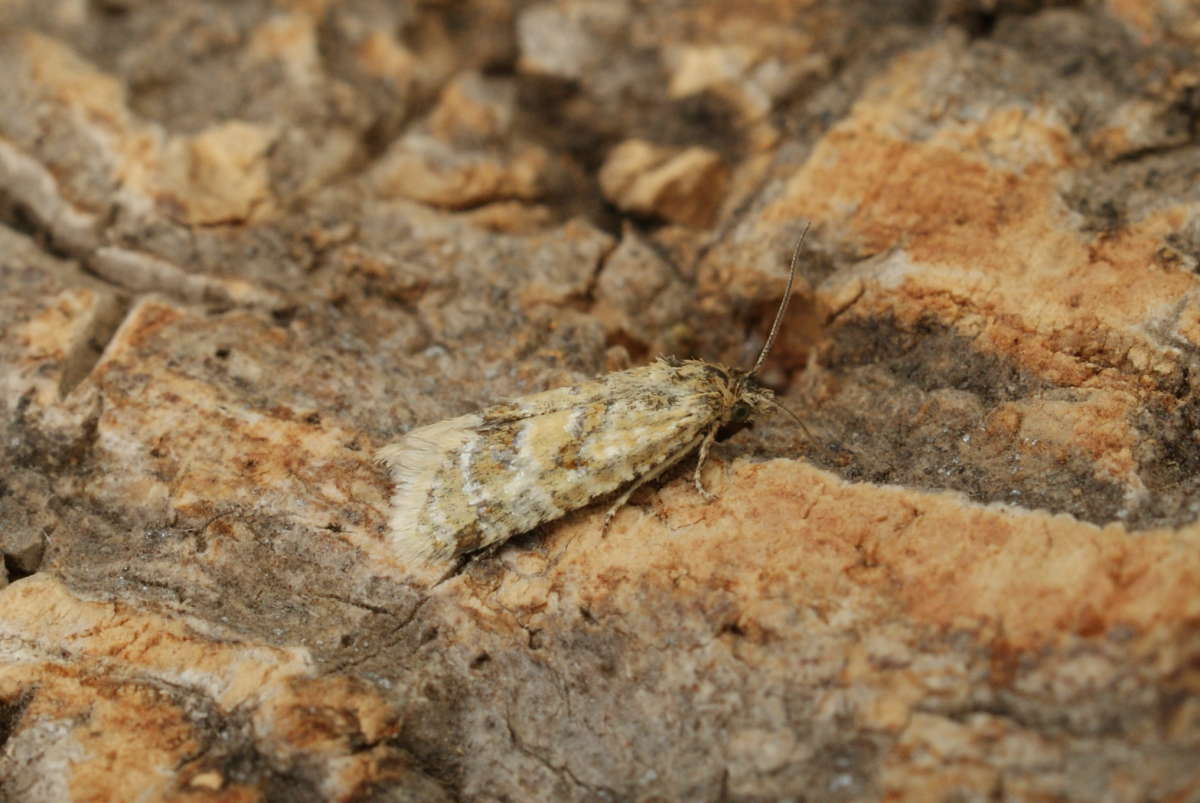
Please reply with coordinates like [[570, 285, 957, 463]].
[[378, 231, 809, 562]]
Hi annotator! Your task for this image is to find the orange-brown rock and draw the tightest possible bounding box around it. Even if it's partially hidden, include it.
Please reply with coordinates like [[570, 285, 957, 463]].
[[1, 1, 1198, 801]]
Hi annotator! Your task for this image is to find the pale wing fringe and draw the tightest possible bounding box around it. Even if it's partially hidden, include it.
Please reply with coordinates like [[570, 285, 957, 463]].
[[376, 414, 479, 561]]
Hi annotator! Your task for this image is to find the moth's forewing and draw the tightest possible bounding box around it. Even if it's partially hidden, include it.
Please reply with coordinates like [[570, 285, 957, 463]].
[[377, 360, 728, 560]]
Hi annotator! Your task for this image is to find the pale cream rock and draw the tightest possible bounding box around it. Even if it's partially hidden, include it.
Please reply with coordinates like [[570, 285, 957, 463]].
[[155, 121, 277, 225], [367, 131, 552, 208], [599, 140, 728, 228]]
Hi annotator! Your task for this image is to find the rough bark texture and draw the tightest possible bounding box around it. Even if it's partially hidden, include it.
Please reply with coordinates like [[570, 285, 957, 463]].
[[1, 1, 1198, 801]]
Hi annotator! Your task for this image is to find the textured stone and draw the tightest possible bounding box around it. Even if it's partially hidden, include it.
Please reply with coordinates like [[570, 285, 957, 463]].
[[155, 121, 277, 225], [428, 72, 518, 145], [0, 575, 447, 801], [591, 226, 693, 358], [0, 1, 1198, 801], [599, 139, 729, 228], [367, 131, 555, 209]]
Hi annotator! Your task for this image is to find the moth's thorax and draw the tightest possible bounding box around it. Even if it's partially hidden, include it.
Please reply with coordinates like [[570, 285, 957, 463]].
[[666, 358, 774, 425]]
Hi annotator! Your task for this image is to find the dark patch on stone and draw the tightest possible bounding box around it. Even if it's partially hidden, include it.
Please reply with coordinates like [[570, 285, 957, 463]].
[[791, 315, 1132, 526], [1126, 394, 1200, 530], [658, 91, 745, 156], [824, 314, 1043, 402], [0, 192, 79, 261], [2, 553, 34, 583], [1061, 146, 1200, 238], [0, 691, 32, 752], [809, 738, 879, 802], [5, 405, 99, 476]]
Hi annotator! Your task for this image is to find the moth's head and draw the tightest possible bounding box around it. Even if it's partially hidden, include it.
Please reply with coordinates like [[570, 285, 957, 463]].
[[725, 370, 775, 426]]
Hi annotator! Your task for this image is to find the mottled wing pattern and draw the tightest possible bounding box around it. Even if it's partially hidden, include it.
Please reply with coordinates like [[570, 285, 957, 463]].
[[378, 360, 724, 561]]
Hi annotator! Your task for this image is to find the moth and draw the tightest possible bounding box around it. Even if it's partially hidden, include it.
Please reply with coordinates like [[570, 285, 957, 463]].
[[378, 232, 809, 562]]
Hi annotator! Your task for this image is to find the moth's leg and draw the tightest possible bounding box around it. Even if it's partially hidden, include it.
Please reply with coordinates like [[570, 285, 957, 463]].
[[600, 434, 704, 535], [472, 539, 507, 561], [692, 424, 721, 501]]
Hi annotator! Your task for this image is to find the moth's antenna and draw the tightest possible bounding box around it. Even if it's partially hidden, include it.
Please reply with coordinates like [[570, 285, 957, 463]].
[[748, 222, 810, 377], [764, 397, 814, 443]]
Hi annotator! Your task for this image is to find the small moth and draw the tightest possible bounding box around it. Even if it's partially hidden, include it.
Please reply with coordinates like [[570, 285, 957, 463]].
[[378, 232, 808, 562]]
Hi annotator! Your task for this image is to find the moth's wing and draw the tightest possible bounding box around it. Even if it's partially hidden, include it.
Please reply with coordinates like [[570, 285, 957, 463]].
[[375, 369, 654, 559], [376, 413, 484, 563], [377, 362, 719, 561], [473, 366, 669, 425]]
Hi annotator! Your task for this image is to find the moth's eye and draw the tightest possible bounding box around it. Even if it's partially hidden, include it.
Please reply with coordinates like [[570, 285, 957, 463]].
[[730, 402, 752, 423]]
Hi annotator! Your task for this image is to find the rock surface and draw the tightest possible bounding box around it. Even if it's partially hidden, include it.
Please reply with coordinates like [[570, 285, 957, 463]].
[[1, 1, 1198, 801]]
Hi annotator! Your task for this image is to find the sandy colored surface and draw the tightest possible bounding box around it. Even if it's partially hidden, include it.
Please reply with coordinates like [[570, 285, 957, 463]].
[[1, 1, 1198, 800]]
